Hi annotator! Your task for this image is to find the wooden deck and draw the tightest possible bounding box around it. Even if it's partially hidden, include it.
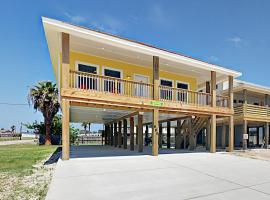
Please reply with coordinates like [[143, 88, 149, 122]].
[[66, 70, 231, 115]]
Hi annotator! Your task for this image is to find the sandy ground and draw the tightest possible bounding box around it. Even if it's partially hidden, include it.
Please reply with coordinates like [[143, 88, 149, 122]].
[[0, 139, 36, 146], [232, 149, 270, 161], [0, 152, 58, 200]]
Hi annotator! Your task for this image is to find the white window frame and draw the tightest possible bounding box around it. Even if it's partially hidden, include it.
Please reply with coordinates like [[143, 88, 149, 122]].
[[75, 61, 100, 90], [75, 61, 100, 74], [176, 81, 190, 103], [160, 78, 174, 100], [134, 74, 150, 97], [102, 66, 124, 94]]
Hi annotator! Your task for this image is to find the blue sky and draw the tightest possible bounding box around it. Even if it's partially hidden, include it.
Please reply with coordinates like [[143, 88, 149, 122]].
[[1, 0, 270, 131]]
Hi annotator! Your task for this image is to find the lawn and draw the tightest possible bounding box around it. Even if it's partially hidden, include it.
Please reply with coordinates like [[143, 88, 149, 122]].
[[0, 144, 58, 200]]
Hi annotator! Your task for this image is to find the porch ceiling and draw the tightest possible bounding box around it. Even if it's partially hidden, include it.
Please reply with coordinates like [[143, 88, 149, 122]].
[[70, 106, 186, 125]]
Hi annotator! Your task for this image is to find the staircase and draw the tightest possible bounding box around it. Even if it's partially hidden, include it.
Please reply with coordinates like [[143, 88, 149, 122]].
[[179, 116, 209, 150]]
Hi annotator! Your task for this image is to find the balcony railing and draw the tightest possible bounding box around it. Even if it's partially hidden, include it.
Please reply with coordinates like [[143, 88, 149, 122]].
[[234, 103, 270, 118], [158, 85, 212, 106], [70, 70, 153, 99], [69, 70, 229, 108]]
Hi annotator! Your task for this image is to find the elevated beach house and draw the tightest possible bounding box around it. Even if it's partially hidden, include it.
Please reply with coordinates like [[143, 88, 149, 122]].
[[216, 80, 270, 150], [42, 17, 241, 160]]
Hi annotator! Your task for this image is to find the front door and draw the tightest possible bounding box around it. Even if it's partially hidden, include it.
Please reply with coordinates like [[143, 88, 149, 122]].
[[134, 75, 149, 97]]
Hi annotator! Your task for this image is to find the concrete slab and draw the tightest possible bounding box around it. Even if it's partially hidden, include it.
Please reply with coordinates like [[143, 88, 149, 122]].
[[46, 146, 270, 200]]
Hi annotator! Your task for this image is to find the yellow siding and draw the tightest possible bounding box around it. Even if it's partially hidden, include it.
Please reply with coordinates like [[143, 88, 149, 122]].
[[61, 51, 197, 91]]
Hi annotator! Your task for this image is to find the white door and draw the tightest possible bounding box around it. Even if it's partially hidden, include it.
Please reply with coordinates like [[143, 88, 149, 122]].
[[134, 75, 149, 97]]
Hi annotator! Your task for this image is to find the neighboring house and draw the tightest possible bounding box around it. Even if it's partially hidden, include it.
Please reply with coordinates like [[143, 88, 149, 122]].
[[216, 80, 270, 149], [42, 17, 241, 160]]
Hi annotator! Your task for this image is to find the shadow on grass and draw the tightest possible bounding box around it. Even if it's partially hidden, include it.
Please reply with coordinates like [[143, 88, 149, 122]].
[[44, 147, 62, 165]]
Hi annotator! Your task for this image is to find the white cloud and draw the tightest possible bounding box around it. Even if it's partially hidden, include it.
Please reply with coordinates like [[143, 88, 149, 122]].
[[63, 12, 123, 34], [208, 56, 219, 63], [90, 15, 123, 34], [227, 36, 243, 47], [64, 12, 87, 24]]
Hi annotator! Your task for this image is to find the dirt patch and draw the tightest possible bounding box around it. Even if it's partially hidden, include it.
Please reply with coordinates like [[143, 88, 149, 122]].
[[231, 149, 270, 161]]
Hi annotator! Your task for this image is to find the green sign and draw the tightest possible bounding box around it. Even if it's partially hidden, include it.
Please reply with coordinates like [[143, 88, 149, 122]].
[[149, 100, 164, 107]]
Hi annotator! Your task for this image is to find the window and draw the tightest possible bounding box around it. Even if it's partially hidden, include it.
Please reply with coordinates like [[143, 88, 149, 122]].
[[160, 79, 173, 100], [103, 68, 122, 94], [177, 82, 189, 102], [77, 63, 98, 90]]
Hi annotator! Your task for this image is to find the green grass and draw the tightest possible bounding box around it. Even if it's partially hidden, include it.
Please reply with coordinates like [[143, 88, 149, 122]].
[[0, 144, 57, 175]]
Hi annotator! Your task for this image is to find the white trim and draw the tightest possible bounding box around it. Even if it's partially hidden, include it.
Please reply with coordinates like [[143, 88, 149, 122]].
[[42, 17, 242, 78], [176, 80, 189, 90], [160, 78, 174, 87], [176, 80, 190, 103], [134, 74, 150, 97], [75, 61, 100, 74], [102, 66, 123, 79], [160, 78, 174, 100], [133, 74, 150, 83]]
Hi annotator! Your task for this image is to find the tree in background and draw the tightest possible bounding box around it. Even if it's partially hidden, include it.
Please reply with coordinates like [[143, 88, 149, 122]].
[[81, 122, 91, 135], [28, 81, 60, 145]]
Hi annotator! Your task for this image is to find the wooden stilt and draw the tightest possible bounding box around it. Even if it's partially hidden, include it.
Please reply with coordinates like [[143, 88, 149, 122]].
[[138, 114, 143, 152], [118, 121, 122, 148], [62, 99, 70, 160], [123, 119, 128, 149], [130, 117, 135, 151], [167, 121, 171, 149]]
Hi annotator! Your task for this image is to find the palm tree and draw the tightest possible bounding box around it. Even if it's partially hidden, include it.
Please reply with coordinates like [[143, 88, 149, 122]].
[[81, 122, 88, 135], [28, 81, 60, 145]]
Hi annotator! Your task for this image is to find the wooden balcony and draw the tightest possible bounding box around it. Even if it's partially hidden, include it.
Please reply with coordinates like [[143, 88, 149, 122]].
[[234, 103, 270, 122], [62, 70, 231, 115]]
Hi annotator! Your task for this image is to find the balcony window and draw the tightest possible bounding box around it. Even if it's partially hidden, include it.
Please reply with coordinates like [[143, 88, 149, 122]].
[[160, 79, 173, 100], [77, 63, 98, 90], [103, 68, 122, 94], [176, 82, 189, 103]]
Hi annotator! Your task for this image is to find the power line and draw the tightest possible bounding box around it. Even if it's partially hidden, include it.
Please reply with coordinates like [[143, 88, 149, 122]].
[[0, 103, 29, 106]]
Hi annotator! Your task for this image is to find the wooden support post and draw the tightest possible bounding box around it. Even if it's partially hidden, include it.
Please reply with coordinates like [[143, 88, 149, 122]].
[[130, 117, 135, 151], [243, 120, 248, 150], [210, 71, 216, 153], [206, 81, 210, 105], [152, 56, 160, 156], [159, 123, 162, 148], [123, 119, 128, 149], [265, 94, 269, 149], [114, 122, 118, 147], [62, 99, 70, 160], [210, 114, 216, 153], [62, 33, 70, 89], [136, 125, 138, 145], [152, 109, 159, 156], [206, 119, 211, 150], [221, 124, 226, 149], [138, 114, 143, 152], [110, 124, 114, 146], [118, 121, 122, 148], [145, 125, 149, 146], [228, 75, 234, 152], [265, 122, 269, 149], [175, 119, 181, 149], [188, 117, 196, 150], [167, 121, 171, 149]]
